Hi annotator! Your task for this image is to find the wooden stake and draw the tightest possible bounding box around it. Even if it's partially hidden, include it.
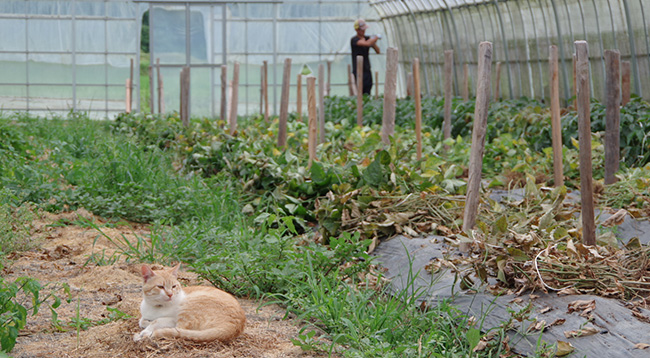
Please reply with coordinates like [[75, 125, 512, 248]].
[[229, 62, 240, 135], [375, 71, 379, 99], [406, 72, 414, 97], [180, 67, 190, 127], [347, 64, 355, 96], [157, 58, 164, 113], [356, 55, 364, 127], [604, 50, 621, 185], [149, 66, 154, 113], [413, 58, 422, 161], [220, 65, 227, 124], [494, 61, 501, 101], [462, 42, 493, 238], [278, 58, 291, 148], [382, 47, 399, 145], [129, 59, 134, 111], [462, 63, 469, 100], [307, 75, 317, 168], [263, 60, 269, 121], [125, 78, 132, 113], [296, 74, 303, 122], [621, 60, 631, 106], [318, 64, 326, 144], [326, 60, 332, 96], [573, 54, 577, 103], [575, 40, 596, 246], [549, 45, 564, 187], [260, 65, 264, 114], [443, 50, 454, 143]]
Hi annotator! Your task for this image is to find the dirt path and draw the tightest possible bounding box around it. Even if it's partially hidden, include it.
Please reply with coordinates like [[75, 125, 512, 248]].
[[6, 209, 330, 358]]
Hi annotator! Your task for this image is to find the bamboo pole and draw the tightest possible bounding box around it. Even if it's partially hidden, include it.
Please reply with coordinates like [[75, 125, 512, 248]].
[[550, 45, 564, 187], [382, 47, 399, 145], [494, 61, 501, 101], [604, 50, 621, 185], [229, 62, 240, 135], [263, 60, 269, 121], [573, 54, 577, 103], [220, 65, 227, 123], [296, 74, 303, 122], [462, 42, 493, 238], [462, 63, 469, 100], [180, 67, 190, 127], [278, 58, 291, 148], [356, 55, 364, 127], [318, 63, 326, 144], [443, 50, 454, 143], [125, 79, 132, 113], [413, 58, 422, 161], [307, 75, 317, 168], [575, 40, 596, 246], [157, 58, 164, 114], [622, 60, 631, 106]]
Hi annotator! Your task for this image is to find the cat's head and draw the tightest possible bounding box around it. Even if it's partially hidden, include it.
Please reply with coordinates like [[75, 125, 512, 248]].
[[140, 264, 183, 305]]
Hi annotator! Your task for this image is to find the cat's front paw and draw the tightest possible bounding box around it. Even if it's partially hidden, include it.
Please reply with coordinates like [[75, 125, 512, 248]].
[[133, 329, 153, 342], [139, 317, 152, 329]]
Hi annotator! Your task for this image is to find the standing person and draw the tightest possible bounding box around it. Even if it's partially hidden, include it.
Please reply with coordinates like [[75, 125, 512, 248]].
[[351, 19, 381, 95]]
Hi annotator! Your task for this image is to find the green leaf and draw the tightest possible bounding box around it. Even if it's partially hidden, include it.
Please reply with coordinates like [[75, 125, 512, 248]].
[[310, 161, 328, 186], [506, 247, 531, 262], [467, 328, 481, 351]]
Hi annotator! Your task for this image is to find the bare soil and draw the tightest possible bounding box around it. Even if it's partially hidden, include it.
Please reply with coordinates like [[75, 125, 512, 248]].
[[6, 209, 331, 358]]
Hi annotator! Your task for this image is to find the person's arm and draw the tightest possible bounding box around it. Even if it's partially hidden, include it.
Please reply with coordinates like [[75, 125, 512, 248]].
[[372, 43, 380, 54], [355, 35, 379, 48]]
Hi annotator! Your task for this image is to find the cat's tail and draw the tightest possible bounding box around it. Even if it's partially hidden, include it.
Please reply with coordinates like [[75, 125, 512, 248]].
[[153, 323, 244, 342]]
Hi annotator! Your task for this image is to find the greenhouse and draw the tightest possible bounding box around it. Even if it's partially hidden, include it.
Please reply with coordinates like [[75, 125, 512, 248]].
[[1, 0, 648, 118], [2, 1, 650, 357]]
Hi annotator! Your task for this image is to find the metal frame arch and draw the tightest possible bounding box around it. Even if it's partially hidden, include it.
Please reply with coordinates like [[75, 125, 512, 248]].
[[503, 0, 524, 98]]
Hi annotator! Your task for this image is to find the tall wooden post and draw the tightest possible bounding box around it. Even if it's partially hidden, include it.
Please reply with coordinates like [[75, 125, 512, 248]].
[[220, 65, 227, 123], [125, 79, 132, 113], [550, 46, 564, 187], [157, 58, 164, 114], [573, 54, 577, 102], [307, 75, 317, 168], [149, 66, 154, 113], [318, 64, 326, 144], [326, 60, 332, 96], [296, 74, 303, 122], [443, 50, 454, 143], [494, 61, 502, 101], [382, 47, 399, 145], [462, 63, 469, 100], [129, 59, 134, 111], [375, 71, 379, 99], [356, 55, 364, 127], [413, 58, 422, 161], [462, 42, 493, 237], [575, 41, 596, 246], [180, 67, 190, 127], [621, 60, 631, 106], [604, 50, 621, 185], [278, 58, 291, 148], [347, 64, 355, 96], [406, 72, 414, 97], [263, 60, 269, 121], [229, 62, 240, 135]]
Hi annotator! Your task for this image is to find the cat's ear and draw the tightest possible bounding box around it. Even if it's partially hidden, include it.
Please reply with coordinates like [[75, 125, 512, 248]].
[[170, 263, 181, 277], [141, 264, 155, 282]]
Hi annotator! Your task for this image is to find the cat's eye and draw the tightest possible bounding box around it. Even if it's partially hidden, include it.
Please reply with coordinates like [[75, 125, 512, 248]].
[[172, 285, 178, 288], [157, 285, 164, 289]]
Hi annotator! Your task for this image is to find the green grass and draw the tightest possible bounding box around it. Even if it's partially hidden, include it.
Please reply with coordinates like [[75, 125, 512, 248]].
[[0, 111, 557, 357]]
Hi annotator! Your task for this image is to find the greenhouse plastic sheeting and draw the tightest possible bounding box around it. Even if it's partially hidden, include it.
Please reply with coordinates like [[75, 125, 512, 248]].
[[0, 0, 143, 118]]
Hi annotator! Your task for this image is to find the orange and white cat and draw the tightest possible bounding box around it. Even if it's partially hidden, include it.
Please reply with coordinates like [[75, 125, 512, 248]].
[[134, 264, 246, 342]]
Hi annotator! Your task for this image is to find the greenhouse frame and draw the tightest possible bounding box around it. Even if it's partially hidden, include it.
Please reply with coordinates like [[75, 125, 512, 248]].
[[0, 0, 648, 119]]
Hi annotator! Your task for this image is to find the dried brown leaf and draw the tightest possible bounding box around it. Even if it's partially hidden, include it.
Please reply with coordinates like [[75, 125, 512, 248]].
[[563, 326, 599, 338], [634, 343, 650, 350], [601, 209, 628, 227], [556, 341, 574, 356]]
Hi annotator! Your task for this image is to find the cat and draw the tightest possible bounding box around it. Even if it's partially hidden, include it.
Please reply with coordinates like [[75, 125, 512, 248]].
[[133, 263, 246, 342]]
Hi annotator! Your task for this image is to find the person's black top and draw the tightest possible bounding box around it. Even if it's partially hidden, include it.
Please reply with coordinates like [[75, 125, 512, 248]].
[[351, 35, 371, 76]]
